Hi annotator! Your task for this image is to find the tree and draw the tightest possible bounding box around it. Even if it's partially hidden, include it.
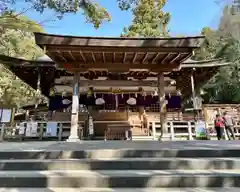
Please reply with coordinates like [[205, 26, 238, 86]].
[[121, 0, 170, 37], [2, 0, 169, 29], [0, 13, 44, 107], [194, 6, 240, 104], [1, 0, 112, 29]]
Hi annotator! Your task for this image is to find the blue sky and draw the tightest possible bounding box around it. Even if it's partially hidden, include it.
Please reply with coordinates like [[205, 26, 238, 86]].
[[15, 0, 224, 36]]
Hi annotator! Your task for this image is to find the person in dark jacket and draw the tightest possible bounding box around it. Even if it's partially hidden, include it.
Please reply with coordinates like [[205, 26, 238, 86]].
[[223, 112, 235, 140]]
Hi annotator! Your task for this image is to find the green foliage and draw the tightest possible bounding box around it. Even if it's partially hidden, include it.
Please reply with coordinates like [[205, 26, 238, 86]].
[[121, 0, 170, 37], [0, 13, 44, 107], [194, 6, 240, 104], [0, 11, 43, 32], [0, 68, 37, 106], [3, 0, 111, 29]]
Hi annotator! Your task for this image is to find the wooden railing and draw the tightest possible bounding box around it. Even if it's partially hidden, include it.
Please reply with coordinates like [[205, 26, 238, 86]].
[[150, 121, 240, 140], [0, 120, 240, 142]]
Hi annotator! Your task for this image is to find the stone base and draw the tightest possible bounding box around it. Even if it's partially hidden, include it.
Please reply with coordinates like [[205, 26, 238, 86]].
[[66, 136, 81, 142]]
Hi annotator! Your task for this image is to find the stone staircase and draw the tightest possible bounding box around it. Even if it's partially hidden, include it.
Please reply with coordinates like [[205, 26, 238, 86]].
[[0, 142, 240, 191]]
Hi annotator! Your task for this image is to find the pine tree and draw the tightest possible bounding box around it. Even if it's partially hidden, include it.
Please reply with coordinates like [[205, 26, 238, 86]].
[[121, 0, 170, 37]]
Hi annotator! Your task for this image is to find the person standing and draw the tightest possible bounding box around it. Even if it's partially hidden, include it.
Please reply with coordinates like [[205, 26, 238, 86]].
[[223, 112, 236, 140], [214, 114, 224, 140]]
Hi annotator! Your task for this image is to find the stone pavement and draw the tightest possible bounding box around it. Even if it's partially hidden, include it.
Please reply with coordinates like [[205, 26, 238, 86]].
[[0, 140, 239, 151]]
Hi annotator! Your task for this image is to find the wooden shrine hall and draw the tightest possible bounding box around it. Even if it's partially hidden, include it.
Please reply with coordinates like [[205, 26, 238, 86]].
[[0, 33, 229, 141]]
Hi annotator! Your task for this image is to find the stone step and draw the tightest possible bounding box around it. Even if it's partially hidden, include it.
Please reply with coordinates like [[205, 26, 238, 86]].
[[0, 188, 239, 192], [0, 170, 240, 187], [132, 136, 154, 140], [0, 149, 240, 159], [0, 158, 240, 170]]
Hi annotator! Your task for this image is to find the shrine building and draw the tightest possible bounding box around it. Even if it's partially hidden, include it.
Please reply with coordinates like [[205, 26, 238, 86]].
[[0, 33, 229, 140]]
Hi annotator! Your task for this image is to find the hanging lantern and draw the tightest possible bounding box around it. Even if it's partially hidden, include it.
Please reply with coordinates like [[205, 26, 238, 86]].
[[127, 97, 136, 105], [62, 98, 71, 105], [95, 98, 105, 105], [154, 89, 158, 96]]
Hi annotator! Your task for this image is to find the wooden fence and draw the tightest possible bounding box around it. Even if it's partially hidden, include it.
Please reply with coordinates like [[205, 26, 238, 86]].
[[0, 120, 240, 141]]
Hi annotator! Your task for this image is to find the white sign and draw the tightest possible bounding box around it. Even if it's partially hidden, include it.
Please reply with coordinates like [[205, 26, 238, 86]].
[[193, 97, 203, 110], [18, 122, 25, 135], [88, 116, 94, 135], [25, 121, 38, 137], [0, 109, 12, 123], [46, 122, 58, 137]]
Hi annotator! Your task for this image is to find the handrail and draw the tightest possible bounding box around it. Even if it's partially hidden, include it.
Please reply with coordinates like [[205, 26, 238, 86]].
[[0, 120, 240, 142]]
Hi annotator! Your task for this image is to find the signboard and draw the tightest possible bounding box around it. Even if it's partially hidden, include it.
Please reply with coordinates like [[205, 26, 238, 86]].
[[193, 96, 203, 110], [18, 122, 26, 135], [195, 120, 207, 138], [0, 109, 12, 123], [46, 122, 58, 137], [88, 116, 94, 135], [25, 121, 38, 137]]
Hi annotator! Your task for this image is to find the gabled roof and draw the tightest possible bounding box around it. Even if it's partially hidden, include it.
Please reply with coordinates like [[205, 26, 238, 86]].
[[0, 54, 229, 98], [33, 33, 206, 72]]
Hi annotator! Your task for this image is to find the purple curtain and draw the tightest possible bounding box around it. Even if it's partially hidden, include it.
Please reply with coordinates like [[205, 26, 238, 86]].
[[63, 93, 181, 109]]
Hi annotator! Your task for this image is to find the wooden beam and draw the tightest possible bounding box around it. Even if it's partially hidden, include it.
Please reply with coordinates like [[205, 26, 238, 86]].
[[91, 52, 96, 63], [179, 53, 192, 63], [35, 33, 205, 48], [79, 51, 86, 63], [57, 62, 180, 72], [142, 53, 149, 64], [169, 53, 181, 64], [60, 64, 178, 72], [159, 53, 170, 64], [123, 52, 127, 63], [68, 51, 75, 60], [102, 52, 106, 63], [113, 52, 116, 62], [132, 52, 138, 63], [46, 46, 192, 54], [152, 53, 160, 64], [56, 51, 67, 62]]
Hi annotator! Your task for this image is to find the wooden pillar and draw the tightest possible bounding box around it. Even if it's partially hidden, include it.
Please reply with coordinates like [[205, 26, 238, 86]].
[[115, 94, 118, 110], [157, 72, 167, 139], [190, 69, 199, 120], [67, 72, 80, 142], [34, 69, 41, 120]]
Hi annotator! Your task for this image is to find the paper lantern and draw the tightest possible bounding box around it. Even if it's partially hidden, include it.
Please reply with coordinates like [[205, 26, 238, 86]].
[[127, 97, 136, 105], [62, 99, 71, 105], [95, 98, 105, 105]]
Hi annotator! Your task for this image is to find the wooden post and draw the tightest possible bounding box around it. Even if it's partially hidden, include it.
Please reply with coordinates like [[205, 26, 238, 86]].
[[152, 122, 156, 140], [190, 69, 199, 120], [188, 122, 193, 140], [203, 106, 208, 129], [157, 72, 166, 140], [170, 122, 175, 140], [0, 123, 5, 142], [39, 122, 44, 140], [58, 123, 63, 141], [34, 69, 41, 120], [67, 72, 80, 142]]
